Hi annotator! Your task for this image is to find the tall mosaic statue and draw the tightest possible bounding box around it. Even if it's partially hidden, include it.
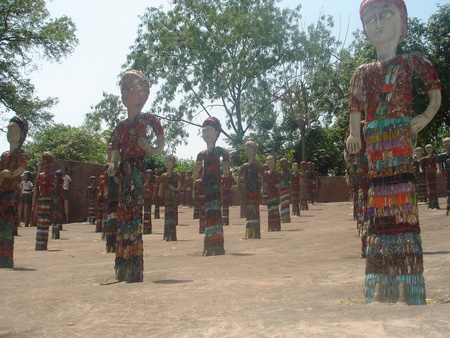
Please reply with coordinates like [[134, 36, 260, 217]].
[[108, 70, 164, 282], [346, 0, 441, 304]]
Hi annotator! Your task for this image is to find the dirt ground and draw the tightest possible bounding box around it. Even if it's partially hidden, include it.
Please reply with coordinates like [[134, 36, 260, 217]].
[[1, 198, 449, 338]]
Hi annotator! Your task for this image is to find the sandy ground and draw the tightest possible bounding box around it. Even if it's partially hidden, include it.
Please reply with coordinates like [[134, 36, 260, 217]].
[[1, 198, 449, 338]]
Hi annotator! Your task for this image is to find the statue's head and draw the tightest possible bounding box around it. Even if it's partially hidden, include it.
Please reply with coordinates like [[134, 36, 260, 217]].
[[8, 115, 28, 148], [120, 70, 150, 111], [202, 116, 221, 143], [360, 0, 407, 44]]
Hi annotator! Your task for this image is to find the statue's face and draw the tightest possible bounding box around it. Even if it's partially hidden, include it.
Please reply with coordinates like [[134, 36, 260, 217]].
[[165, 157, 174, 170], [267, 157, 275, 170], [414, 148, 423, 157], [362, 3, 402, 47], [202, 125, 218, 144], [426, 145, 433, 154], [7, 122, 20, 145], [280, 160, 287, 171], [292, 164, 298, 173], [121, 87, 141, 109], [244, 145, 256, 159], [444, 139, 450, 150]]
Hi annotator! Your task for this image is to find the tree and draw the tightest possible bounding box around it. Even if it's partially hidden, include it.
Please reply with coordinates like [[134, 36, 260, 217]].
[[23, 124, 107, 171], [0, 0, 78, 131], [124, 0, 301, 150]]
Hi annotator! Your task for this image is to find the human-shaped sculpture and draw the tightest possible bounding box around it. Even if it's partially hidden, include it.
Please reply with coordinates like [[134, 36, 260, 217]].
[[347, 0, 441, 304], [221, 166, 235, 226], [420, 144, 440, 209], [52, 170, 64, 239], [299, 161, 309, 211], [195, 117, 229, 256], [263, 155, 281, 232], [159, 155, 180, 241], [0, 116, 28, 268], [291, 162, 301, 216], [35, 152, 56, 251], [413, 147, 427, 204], [86, 176, 97, 225], [279, 158, 292, 223], [108, 70, 164, 282], [237, 141, 264, 238], [438, 137, 450, 216], [142, 169, 156, 234]]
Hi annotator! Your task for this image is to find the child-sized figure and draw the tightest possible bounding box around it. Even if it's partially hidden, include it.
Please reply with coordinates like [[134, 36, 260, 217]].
[[86, 176, 97, 225], [18, 171, 33, 228], [0, 116, 28, 268], [420, 144, 440, 209], [179, 170, 186, 206], [196, 117, 229, 256], [347, 0, 441, 304], [264, 155, 281, 232], [35, 152, 56, 251], [237, 141, 264, 238], [52, 170, 64, 239], [159, 155, 180, 241], [438, 137, 450, 216]]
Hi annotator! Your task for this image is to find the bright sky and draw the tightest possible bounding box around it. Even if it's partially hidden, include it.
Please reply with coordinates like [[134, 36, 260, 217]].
[[1, 0, 447, 159]]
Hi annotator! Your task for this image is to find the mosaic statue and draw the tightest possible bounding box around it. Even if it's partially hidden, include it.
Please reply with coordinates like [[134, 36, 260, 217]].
[[237, 141, 264, 238], [108, 70, 164, 282], [196, 117, 229, 256], [0, 116, 28, 268], [347, 0, 441, 304]]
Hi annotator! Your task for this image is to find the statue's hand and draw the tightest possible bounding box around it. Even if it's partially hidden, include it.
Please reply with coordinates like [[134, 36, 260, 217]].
[[410, 114, 431, 134], [138, 134, 165, 155], [346, 134, 362, 155]]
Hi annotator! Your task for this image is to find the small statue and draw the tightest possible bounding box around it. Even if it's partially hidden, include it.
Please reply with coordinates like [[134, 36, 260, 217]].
[[263, 155, 281, 232], [221, 167, 235, 226], [35, 152, 55, 251], [291, 162, 301, 216], [142, 169, 156, 234], [413, 147, 427, 204], [237, 141, 264, 238], [158, 155, 180, 241], [279, 158, 292, 223], [195, 117, 229, 256]]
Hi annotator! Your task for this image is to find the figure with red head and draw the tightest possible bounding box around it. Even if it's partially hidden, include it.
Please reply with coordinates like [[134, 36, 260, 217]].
[[195, 117, 230, 256]]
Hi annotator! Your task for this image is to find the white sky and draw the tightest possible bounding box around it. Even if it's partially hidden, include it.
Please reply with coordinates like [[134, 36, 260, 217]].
[[1, 0, 447, 159]]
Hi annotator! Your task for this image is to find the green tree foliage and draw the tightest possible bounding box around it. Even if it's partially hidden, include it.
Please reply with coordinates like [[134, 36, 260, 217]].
[[0, 0, 78, 130], [124, 0, 301, 150], [23, 124, 107, 171]]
